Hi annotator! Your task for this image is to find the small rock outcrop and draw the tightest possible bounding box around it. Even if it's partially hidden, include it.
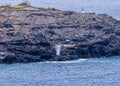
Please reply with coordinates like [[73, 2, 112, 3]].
[[0, 4, 120, 63]]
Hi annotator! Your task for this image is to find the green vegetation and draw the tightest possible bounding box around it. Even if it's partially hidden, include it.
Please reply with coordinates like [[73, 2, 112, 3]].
[[2, 0, 29, 9], [18, 2, 29, 6], [0, 0, 31, 9], [11, 2, 30, 9]]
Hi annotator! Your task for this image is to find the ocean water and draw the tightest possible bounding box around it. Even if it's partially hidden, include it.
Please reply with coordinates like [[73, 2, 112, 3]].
[[0, 57, 120, 86], [0, 0, 120, 86]]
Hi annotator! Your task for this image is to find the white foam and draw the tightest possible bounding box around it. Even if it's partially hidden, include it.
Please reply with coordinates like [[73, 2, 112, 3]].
[[44, 59, 87, 64]]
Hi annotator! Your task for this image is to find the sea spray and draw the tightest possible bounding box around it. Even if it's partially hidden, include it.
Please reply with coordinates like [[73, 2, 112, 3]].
[[55, 44, 62, 56]]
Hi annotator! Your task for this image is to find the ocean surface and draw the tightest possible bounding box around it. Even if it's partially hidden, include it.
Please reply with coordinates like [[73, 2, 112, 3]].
[[0, 57, 120, 86], [0, 0, 120, 86]]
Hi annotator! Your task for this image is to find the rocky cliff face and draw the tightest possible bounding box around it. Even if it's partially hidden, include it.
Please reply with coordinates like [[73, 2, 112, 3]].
[[0, 6, 120, 63]]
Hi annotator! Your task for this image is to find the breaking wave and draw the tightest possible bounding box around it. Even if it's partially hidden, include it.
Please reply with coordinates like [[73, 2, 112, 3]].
[[44, 59, 87, 64]]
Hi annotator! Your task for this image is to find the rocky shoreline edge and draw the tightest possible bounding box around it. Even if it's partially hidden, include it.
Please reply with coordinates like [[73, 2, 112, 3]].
[[0, 3, 120, 63]]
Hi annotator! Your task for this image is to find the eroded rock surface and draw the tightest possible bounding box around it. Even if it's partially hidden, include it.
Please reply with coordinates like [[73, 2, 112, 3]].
[[0, 5, 120, 63]]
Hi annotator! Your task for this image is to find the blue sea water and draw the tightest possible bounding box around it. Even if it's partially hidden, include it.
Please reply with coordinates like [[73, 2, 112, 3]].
[[0, 0, 120, 86], [0, 57, 120, 86]]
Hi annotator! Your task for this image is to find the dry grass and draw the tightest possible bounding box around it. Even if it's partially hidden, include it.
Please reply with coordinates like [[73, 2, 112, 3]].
[[11, 5, 27, 9], [0, 3, 31, 10], [11, 3, 29, 9]]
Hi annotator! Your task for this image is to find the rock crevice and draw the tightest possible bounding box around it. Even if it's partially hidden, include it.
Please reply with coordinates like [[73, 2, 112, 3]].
[[0, 5, 120, 63]]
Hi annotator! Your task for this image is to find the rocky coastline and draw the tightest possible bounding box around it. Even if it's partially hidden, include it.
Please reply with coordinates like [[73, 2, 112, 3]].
[[0, 4, 120, 63]]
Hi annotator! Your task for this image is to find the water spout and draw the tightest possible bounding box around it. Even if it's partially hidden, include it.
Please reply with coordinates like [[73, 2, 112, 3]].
[[55, 44, 62, 56]]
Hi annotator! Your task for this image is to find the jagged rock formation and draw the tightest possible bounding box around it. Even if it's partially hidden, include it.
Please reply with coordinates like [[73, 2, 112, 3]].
[[0, 4, 120, 63]]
